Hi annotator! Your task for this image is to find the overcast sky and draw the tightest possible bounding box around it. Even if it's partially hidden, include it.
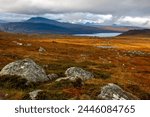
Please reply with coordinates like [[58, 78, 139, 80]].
[[0, 0, 150, 27]]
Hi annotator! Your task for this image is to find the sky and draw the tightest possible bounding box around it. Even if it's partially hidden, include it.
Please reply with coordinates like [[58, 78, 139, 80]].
[[0, 0, 150, 27]]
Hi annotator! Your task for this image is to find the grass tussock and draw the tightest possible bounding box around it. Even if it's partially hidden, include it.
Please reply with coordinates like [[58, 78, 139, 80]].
[[93, 70, 111, 79]]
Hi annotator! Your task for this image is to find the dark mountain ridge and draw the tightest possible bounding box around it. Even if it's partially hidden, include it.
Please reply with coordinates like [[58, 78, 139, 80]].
[[119, 29, 150, 37], [0, 17, 122, 34]]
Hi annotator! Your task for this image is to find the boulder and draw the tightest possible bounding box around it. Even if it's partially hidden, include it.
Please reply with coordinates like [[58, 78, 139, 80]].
[[97, 83, 137, 100], [0, 58, 49, 83], [65, 67, 94, 81]]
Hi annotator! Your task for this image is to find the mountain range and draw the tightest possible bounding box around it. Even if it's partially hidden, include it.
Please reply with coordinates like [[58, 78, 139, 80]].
[[0, 17, 141, 34]]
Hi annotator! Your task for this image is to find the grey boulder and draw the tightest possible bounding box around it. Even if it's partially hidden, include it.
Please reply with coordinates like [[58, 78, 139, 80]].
[[0, 58, 49, 83], [98, 83, 137, 100], [65, 67, 94, 81], [47, 73, 59, 81]]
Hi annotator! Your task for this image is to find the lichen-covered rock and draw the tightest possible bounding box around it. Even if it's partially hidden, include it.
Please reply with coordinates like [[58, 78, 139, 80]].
[[29, 90, 43, 100], [0, 58, 49, 83], [56, 76, 77, 82], [98, 83, 137, 100], [47, 73, 59, 80], [65, 67, 94, 81]]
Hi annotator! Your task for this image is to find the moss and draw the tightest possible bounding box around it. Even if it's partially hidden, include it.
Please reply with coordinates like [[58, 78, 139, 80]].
[[35, 91, 50, 100], [46, 91, 72, 100], [44, 60, 77, 77], [93, 70, 111, 79], [0, 75, 36, 90], [22, 93, 31, 100], [44, 60, 96, 77], [78, 61, 97, 67], [126, 84, 150, 100], [72, 78, 83, 88], [22, 90, 72, 100], [79, 94, 91, 100], [52, 80, 74, 89], [82, 84, 100, 100], [96, 63, 116, 69]]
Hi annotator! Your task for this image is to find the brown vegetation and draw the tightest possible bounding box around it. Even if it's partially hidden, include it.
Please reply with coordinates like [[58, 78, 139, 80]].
[[0, 32, 150, 100]]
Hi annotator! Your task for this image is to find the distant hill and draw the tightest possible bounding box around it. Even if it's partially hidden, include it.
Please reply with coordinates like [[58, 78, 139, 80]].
[[119, 29, 150, 37], [84, 23, 141, 32], [0, 17, 123, 34]]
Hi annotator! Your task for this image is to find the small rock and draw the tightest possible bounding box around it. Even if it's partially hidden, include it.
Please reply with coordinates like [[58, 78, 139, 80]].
[[29, 90, 43, 100], [39, 47, 46, 53], [5, 94, 8, 97], [12, 41, 23, 46], [97, 83, 137, 100], [47, 73, 59, 80], [26, 43, 32, 46], [65, 67, 94, 81]]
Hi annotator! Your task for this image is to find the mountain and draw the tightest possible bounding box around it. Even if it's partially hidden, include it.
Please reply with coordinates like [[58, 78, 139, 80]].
[[119, 29, 150, 37], [26, 17, 57, 24], [0, 17, 122, 34]]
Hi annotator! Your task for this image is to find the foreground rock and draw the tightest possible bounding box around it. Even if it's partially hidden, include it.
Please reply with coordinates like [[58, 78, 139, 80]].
[[98, 83, 137, 100], [29, 90, 43, 100], [65, 67, 94, 81], [56, 67, 93, 87], [0, 59, 49, 83]]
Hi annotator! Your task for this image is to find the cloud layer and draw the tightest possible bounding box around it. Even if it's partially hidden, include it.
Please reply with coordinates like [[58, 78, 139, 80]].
[[0, 0, 150, 27], [0, 0, 150, 16]]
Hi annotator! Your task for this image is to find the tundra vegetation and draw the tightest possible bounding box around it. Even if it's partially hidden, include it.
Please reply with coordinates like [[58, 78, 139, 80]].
[[0, 31, 150, 100]]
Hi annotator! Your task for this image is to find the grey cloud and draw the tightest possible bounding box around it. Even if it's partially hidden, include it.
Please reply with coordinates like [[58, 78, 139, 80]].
[[0, 0, 150, 27], [0, 0, 150, 16]]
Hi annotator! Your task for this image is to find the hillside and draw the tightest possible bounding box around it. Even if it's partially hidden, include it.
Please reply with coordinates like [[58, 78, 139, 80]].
[[119, 29, 150, 37]]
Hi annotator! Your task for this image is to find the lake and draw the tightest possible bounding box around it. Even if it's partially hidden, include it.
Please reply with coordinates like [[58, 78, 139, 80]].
[[74, 33, 122, 37]]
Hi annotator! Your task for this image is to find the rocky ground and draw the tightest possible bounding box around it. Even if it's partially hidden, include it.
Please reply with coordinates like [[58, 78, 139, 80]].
[[0, 32, 150, 100]]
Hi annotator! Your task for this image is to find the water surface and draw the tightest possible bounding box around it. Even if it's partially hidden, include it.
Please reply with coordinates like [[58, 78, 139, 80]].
[[74, 33, 122, 37]]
